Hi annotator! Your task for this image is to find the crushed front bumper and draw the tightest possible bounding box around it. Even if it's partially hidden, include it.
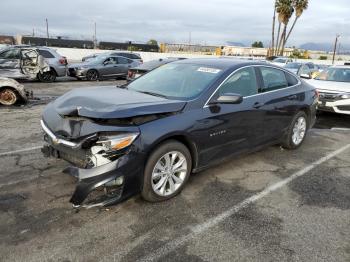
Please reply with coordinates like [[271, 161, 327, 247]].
[[41, 120, 144, 208]]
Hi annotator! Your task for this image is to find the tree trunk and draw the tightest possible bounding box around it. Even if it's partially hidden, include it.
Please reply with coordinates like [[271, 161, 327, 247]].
[[280, 24, 288, 56], [285, 16, 299, 45], [275, 22, 281, 56], [271, 3, 277, 56]]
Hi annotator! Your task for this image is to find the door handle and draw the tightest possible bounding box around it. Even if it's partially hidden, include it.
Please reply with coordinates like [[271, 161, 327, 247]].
[[253, 102, 262, 109], [287, 95, 297, 100]]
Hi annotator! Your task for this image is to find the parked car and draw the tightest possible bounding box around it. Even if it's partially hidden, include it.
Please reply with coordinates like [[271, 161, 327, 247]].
[[270, 57, 294, 67], [36, 47, 68, 82], [308, 66, 350, 115], [284, 62, 313, 78], [127, 57, 186, 81], [0, 77, 30, 105], [41, 59, 317, 208], [0, 47, 50, 81], [68, 55, 140, 80], [82, 51, 142, 63], [0, 46, 67, 82]]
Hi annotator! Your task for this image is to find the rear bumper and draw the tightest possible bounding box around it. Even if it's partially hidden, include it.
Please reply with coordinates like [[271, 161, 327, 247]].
[[53, 65, 67, 77]]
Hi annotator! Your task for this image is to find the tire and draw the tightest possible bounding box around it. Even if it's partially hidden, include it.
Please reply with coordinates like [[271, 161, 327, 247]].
[[282, 111, 308, 149], [86, 69, 99, 81], [141, 140, 192, 202], [37, 70, 56, 83], [0, 88, 18, 106]]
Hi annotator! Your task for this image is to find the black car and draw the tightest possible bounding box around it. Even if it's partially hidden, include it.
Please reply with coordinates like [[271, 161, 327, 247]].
[[127, 57, 186, 81], [41, 59, 318, 208]]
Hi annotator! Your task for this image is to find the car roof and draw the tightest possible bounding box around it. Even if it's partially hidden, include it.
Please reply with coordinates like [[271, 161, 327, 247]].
[[173, 58, 268, 70]]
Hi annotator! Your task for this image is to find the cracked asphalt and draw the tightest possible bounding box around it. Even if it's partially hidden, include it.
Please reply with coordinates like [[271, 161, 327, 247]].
[[0, 79, 350, 262]]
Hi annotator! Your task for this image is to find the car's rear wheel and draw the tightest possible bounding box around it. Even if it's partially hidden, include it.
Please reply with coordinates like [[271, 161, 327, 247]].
[[282, 111, 308, 149], [37, 70, 56, 83], [0, 88, 18, 106], [86, 70, 99, 81], [142, 140, 192, 202]]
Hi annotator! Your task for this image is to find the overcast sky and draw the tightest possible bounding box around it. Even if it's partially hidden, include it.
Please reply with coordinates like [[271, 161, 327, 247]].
[[0, 0, 349, 47]]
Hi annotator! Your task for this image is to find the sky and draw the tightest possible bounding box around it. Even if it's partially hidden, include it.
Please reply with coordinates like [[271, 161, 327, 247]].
[[0, 0, 349, 47]]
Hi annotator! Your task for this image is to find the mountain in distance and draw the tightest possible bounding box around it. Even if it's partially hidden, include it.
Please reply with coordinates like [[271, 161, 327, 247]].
[[299, 42, 350, 53], [226, 41, 246, 47]]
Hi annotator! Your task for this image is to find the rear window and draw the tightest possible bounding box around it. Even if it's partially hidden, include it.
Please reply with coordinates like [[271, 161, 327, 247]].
[[38, 49, 55, 58], [260, 67, 288, 92], [118, 57, 131, 64], [285, 72, 299, 86]]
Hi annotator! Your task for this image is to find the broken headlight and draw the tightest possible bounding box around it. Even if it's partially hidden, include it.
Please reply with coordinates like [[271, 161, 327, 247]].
[[96, 133, 139, 151]]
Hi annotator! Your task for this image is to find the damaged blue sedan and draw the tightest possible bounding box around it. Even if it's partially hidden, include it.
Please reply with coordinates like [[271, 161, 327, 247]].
[[41, 58, 318, 208]]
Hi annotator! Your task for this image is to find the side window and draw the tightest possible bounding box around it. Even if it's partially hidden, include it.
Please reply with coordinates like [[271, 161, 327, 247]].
[[38, 50, 55, 58], [260, 67, 288, 92], [0, 49, 20, 59], [218, 67, 258, 97], [285, 72, 298, 86], [104, 57, 117, 64], [118, 57, 130, 64]]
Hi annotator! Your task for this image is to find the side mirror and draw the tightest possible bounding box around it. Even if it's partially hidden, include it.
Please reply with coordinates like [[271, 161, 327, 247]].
[[211, 93, 243, 104], [300, 73, 311, 79]]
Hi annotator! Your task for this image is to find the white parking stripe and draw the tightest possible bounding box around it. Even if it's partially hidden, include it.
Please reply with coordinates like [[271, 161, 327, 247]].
[[0, 145, 43, 157], [137, 143, 350, 262]]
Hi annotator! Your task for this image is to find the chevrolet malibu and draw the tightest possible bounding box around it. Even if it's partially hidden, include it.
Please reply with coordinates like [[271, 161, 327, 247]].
[[41, 59, 318, 208]]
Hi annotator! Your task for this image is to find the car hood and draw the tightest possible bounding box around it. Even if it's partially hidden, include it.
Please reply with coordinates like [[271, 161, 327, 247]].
[[51, 86, 187, 119], [307, 79, 350, 93]]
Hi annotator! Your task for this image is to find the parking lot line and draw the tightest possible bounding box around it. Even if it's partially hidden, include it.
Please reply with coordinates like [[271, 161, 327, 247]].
[[0, 145, 43, 157], [137, 143, 350, 262]]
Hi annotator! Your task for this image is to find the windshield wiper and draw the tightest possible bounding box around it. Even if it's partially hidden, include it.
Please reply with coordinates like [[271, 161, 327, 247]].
[[137, 91, 168, 98]]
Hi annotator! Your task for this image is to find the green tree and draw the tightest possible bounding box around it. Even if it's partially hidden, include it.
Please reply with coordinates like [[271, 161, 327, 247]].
[[252, 41, 264, 48], [147, 39, 158, 46]]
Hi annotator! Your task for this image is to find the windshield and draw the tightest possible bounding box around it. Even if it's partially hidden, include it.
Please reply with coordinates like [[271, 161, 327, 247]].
[[315, 67, 350, 82], [127, 63, 222, 100], [285, 63, 301, 69]]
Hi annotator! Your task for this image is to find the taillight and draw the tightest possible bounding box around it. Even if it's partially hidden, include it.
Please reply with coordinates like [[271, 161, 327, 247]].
[[128, 70, 134, 78], [59, 57, 68, 65]]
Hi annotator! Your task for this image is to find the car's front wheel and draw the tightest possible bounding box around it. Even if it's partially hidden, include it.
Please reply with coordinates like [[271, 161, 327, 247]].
[[0, 88, 18, 105], [282, 111, 308, 149], [37, 70, 56, 83], [142, 140, 192, 202], [86, 69, 99, 81]]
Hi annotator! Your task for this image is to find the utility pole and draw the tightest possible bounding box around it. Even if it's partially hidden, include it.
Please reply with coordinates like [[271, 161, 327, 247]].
[[93, 22, 97, 49], [188, 31, 191, 52], [45, 18, 49, 39], [332, 34, 340, 65], [32, 28, 35, 37]]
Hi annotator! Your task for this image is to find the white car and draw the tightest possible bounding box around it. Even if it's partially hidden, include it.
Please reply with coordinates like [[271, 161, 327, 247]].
[[270, 57, 294, 67], [0, 77, 29, 105], [308, 66, 350, 115]]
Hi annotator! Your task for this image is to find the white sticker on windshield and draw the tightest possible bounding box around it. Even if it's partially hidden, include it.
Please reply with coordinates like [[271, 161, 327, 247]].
[[197, 67, 221, 74]]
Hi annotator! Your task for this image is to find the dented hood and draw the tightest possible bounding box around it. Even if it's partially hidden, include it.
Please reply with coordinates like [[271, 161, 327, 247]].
[[52, 86, 186, 119]]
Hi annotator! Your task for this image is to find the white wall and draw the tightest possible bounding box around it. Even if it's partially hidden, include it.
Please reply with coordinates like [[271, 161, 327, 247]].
[[53, 47, 346, 66]]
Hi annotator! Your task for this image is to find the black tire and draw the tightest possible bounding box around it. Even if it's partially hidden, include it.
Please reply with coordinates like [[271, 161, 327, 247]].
[[281, 111, 308, 149], [141, 140, 192, 202], [37, 70, 56, 83], [0, 88, 18, 106], [86, 69, 99, 81]]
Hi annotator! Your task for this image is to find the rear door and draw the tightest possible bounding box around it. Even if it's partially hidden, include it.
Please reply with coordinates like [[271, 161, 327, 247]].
[[256, 66, 302, 142], [117, 57, 133, 75], [99, 57, 118, 78], [0, 48, 23, 78]]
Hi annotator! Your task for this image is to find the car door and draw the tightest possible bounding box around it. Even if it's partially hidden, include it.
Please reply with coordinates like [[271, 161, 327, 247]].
[[194, 66, 265, 165], [99, 57, 118, 78], [0, 48, 23, 78], [117, 57, 133, 76], [256, 66, 302, 142]]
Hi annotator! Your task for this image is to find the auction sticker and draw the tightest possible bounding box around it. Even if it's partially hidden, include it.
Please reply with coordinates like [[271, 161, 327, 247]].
[[197, 67, 221, 74]]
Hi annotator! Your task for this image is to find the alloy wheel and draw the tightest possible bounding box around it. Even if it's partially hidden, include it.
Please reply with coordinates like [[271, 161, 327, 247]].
[[151, 151, 188, 196], [292, 116, 306, 145]]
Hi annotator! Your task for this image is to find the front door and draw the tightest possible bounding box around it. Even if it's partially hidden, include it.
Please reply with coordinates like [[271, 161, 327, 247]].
[[192, 66, 265, 166]]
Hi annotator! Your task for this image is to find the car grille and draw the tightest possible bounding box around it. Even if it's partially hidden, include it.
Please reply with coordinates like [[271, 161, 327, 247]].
[[318, 92, 339, 102], [337, 105, 350, 111]]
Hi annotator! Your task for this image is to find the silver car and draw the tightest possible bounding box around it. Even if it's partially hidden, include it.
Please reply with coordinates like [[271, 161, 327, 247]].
[[68, 55, 141, 81], [82, 51, 142, 63], [0, 46, 67, 82]]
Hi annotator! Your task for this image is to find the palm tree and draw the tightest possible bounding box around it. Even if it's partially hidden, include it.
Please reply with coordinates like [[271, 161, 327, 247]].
[[284, 0, 309, 44], [275, 0, 294, 55]]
